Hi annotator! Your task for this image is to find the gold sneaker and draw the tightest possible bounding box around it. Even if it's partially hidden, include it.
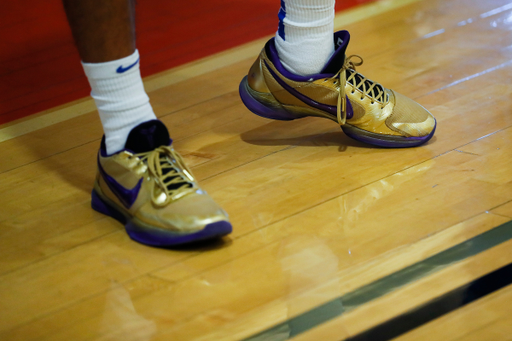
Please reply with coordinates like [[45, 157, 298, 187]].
[[91, 120, 231, 246], [239, 30, 436, 147]]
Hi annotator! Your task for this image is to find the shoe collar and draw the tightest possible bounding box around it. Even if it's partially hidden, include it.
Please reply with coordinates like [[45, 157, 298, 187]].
[[100, 120, 172, 157], [322, 30, 351, 74], [265, 30, 351, 81]]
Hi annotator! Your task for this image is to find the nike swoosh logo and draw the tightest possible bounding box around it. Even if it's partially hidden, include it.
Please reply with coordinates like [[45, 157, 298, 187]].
[[264, 60, 353, 119], [116, 58, 140, 73], [97, 156, 142, 208]]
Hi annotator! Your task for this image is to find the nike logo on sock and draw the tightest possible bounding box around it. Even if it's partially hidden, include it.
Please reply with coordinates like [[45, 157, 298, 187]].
[[97, 156, 142, 208], [116, 58, 140, 73]]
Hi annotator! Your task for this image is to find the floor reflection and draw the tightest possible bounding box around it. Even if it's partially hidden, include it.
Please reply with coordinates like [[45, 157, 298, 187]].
[[98, 282, 157, 341]]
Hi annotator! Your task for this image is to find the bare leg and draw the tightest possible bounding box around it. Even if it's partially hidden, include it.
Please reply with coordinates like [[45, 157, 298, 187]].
[[62, 0, 156, 154], [62, 0, 136, 63]]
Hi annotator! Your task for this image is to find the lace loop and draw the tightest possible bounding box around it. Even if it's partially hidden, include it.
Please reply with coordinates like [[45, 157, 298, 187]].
[[135, 146, 195, 207], [331, 54, 389, 126], [346, 55, 363, 70]]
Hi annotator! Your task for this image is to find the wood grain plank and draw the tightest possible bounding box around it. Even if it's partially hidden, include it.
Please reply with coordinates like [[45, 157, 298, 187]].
[[2, 0, 512, 340]]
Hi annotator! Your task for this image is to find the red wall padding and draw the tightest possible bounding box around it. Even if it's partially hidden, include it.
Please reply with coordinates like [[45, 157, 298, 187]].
[[0, 0, 375, 124]]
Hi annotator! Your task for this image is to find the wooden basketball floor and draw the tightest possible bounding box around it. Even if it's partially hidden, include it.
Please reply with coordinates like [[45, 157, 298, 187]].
[[2, 0, 512, 339]]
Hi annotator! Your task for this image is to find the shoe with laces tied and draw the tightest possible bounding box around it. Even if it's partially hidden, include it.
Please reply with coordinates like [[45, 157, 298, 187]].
[[91, 120, 232, 246], [239, 30, 436, 147]]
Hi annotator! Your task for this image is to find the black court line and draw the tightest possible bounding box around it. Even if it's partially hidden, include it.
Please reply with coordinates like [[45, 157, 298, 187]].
[[244, 219, 512, 341], [347, 262, 512, 341]]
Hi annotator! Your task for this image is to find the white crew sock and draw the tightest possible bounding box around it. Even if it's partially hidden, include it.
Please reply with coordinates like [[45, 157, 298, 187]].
[[275, 0, 335, 76], [82, 49, 157, 154]]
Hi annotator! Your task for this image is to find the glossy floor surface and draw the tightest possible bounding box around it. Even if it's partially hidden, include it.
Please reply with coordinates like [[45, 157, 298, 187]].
[[1, 0, 512, 340]]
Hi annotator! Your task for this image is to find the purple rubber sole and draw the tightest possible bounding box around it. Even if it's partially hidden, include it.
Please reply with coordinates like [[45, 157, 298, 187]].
[[91, 190, 232, 247], [239, 76, 436, 148], [341, 121, 437, 148]]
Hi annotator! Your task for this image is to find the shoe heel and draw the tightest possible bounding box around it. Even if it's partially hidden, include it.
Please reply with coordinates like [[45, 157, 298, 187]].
[[239, 76, 298, 121], [91, 189, 127, 224]]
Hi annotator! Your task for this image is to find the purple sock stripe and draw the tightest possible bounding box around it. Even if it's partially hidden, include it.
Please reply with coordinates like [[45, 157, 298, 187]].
[[278, 0, 286, 40]]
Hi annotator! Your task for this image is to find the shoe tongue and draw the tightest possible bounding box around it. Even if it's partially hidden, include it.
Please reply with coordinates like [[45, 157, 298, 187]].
[[321, 30, 351, 74], [124, 120, 171, 153]]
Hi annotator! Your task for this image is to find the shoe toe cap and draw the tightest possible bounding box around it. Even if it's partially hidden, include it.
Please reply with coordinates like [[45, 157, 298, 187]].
[[387, 91, 436, 137], [137, 192, 230, 233]]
